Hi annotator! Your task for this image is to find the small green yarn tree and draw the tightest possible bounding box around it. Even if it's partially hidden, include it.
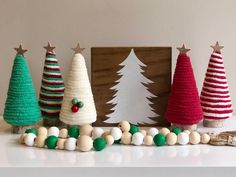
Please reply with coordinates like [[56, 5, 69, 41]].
[[4, 44, 42, 133]]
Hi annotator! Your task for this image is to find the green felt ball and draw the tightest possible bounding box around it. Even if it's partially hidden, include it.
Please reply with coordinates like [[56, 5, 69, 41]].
[[45, 135, 58, 149], [154, 133, 166, 146], [114, 139, 121, 144], [93, 138, 107, 151], [129, 125, 139, 135], [72, 98, 78, 105], [68, 127, 80, 138], [171, 127, 182, 135], [77, 101, 84, 108], [25, 128, 37, 135]]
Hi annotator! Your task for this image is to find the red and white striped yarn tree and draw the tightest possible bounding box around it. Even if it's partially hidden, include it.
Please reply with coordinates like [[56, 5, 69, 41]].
[[200, 42, 233, 128]]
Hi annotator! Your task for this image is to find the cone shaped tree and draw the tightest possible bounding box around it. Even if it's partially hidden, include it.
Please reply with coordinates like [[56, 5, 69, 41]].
[[165, 45, 203, 130], [4, 45, 42, 133], [39, 42, 65, 126], [59, 43, 97, 125], [200, 42, 233, 128]]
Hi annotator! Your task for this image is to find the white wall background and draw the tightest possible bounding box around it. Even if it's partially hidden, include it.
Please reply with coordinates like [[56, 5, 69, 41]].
[[0, 0, 235, 114]]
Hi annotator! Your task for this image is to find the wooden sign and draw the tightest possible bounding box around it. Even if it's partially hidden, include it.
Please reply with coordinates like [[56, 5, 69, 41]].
[[91, 47, 171, 127]]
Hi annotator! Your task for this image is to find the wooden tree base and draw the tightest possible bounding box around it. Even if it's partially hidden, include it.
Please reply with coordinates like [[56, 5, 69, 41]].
[[203, 119, 224, 128], [43, 119, 63, 127], [171, 123, 197, 131], [12, 125, 35, 134]]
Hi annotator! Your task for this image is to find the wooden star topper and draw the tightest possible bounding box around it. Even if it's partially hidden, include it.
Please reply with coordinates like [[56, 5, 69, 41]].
[[44, 42, 55, 52], [177, 44, 190, 54], [14, 44, 27, 55], [72, 43, 85, 54], [211, 41, 224, 52]]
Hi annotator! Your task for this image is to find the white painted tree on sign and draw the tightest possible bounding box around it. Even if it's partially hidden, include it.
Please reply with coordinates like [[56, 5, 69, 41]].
[[105, 49, 158, 125]]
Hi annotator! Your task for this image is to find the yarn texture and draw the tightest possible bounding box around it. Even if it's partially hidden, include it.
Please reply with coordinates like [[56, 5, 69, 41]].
[[165, 53, 203, 125], [4, 54, 42, 126]]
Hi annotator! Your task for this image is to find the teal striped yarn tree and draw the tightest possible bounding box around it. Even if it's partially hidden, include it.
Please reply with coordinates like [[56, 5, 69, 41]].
[[4, 45, 42, 133], [39, 42, 64, 126]]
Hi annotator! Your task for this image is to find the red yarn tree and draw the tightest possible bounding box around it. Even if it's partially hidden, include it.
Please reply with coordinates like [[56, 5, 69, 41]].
[[200, 42, 233, 128], [165, 44, 203, 130]]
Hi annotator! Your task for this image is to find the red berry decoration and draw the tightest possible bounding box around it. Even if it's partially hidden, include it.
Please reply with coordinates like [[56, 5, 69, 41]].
[[71, 105, 79, 113]]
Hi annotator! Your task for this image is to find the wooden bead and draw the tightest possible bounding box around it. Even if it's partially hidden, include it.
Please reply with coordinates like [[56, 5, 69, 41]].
[[77, 135, 93, 152], [59, 128, 68, 138], [24, 133, 36, 146], [35, 136, 46, 148], [19, 133, 27, 144], [189, 131, 201, 145], [65, 137, 77, 151], [183, 130, 191, 135], [159, 128, 170, 136], [80, 124, 93, 136], [121, 132, 132, 145], [57, 138, 66, 150], [48, 126, 60, 137], [201, 133, 210, 144], [102, 130, 110, 138], [144, 135, 153, 146], [105, 135, 114, 145], [131, 132, 144, 146], [92, 127, 104, 139], [177, 132, 189, 145], [110, 127, 122, 140], [38, 127, 48, 137], [166, 132, 177, 146], [118, 121, 130, 132], [147, 128, 159, 137], [140, 130, 147, 137]]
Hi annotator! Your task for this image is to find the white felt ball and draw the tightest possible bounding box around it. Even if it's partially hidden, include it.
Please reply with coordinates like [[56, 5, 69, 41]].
[[177, 132, 189, 145], [143, 135, 153, 146], [92, 127, 104, 139], [48, 126, 60, 137], [131, 132, 144, 146], [35, 135, 46, 148], [38, 127, 48, 137], [24, 133, 36, 146], [166, 132, 177, 146], [147, 128, 159, 137], [183, 130, 191, 135], [80, 124, 93, 136], [105, 135, 114, 145], [121, 132, 132, 145], [65, 137, 77, 151], [77, 135, 93, 152], [189, 131, 201, 145], [19, 133, 27, 144], [118, 121, 130, 132], [159, 128, 170, 136], [140, 130, 147, 137], [59, 128, 68, 138], [201, 133, 210, 144], [57, 138, 66, 150], [110, 127, 122, 140]]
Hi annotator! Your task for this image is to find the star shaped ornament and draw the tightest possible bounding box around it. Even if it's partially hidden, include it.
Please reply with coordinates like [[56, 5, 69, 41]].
[[211, 41, 224, 52], [44, 42, 55, 52], [14, 44, 27, 55], [177, 44, 190, 54], [72, 43, 85, 54]]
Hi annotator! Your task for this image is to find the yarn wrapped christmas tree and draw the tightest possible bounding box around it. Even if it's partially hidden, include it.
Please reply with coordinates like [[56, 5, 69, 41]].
[[165, 45, 203, 130], [200, 42, 233, 128], [59, 43, 97, 126], [39, 42, 65, 126], [3, 44, 42, 133]]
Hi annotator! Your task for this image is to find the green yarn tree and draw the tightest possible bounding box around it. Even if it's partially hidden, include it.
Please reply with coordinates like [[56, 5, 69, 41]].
[[4, 44, 42, 133]]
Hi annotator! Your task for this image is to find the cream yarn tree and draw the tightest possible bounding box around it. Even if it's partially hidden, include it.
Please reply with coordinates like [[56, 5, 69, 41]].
[[59, 43, 97, 126]]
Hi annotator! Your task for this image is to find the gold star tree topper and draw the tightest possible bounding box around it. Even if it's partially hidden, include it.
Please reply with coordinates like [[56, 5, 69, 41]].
[[177, 44, 191, 54], [14, 44, 27, 55], [44, 42, 55, 52], [211, 41, 224, 52], [72, 43, 85, 54]]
